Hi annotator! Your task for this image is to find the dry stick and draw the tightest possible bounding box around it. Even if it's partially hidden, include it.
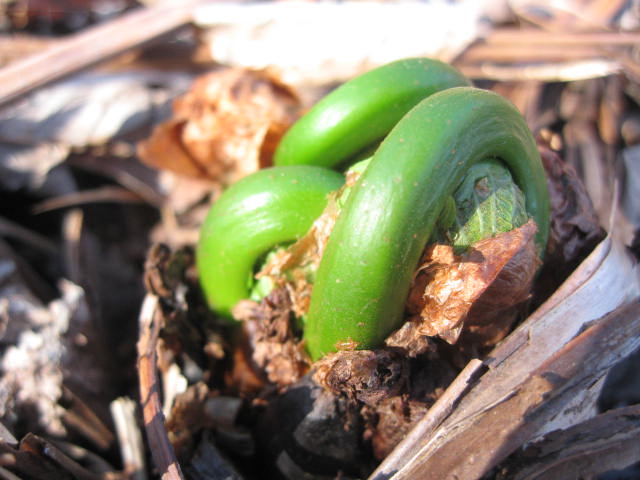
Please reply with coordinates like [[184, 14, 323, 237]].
[[0, 0, 206, 106], [486, 30, 640, 46], [457, 29, 640, 82], [32, 186, 146, 214], [137, 294, 185, 480], [458, 59, 621, 82], [0, 214, 58, 254], [20, 434, 108, 480]]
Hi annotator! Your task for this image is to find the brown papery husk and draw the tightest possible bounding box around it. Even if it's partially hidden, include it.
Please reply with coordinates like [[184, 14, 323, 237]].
[[137, 67, 301, 184], [255, 194, 340, 319], [396, 219, 539, 353], [256, 164, 372, 318]]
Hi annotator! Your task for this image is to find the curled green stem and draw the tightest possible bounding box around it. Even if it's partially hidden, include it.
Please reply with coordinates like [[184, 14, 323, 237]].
[[196, 166, 344, 319], [274, 57, 470, 169], [196, 59, 550, 362], [303, 87, 550, 359]]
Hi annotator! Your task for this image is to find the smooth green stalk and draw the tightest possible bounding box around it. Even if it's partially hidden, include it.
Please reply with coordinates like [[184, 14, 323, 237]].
[[197, 166, 344, 319], [303, 87, 550, 359], [274, 57, 470, 169]]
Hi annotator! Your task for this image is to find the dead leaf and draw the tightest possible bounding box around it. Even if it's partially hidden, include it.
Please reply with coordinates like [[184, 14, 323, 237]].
[[537, 144, 606, 298], [313, 341, 457, 461], [405, 219, 539, 345], [0, 142, 70, 192], [137, 67, 301, 184], [384, 320, 438, 357]]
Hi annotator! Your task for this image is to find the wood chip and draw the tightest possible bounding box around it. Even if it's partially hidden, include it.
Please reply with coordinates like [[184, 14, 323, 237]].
[[373, 233, 640, 479]]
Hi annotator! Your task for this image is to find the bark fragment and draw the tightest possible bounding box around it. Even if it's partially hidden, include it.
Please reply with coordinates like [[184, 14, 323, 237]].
[[313, 350, 406, 406]]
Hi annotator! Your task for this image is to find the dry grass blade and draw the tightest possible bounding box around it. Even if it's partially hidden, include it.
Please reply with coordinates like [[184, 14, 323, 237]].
[[32, 186, 146, 214], [20, 434, 120, 480], [0, 35, 55, 67], [458, 59, 621, 82], [463, 44, 605, 63], [485, 29, 640, 46], [66, 154, 165, 208], [61, 388, 115, 452]]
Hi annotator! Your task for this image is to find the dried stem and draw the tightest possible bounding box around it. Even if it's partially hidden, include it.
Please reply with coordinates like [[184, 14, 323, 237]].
[[137, 294, 184, 480]]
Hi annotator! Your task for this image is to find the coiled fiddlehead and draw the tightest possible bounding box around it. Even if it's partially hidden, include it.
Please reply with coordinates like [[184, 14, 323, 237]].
[[303, 87, 549, 358], [197, 59, 550, 362], [197, 166, 344, 318]]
